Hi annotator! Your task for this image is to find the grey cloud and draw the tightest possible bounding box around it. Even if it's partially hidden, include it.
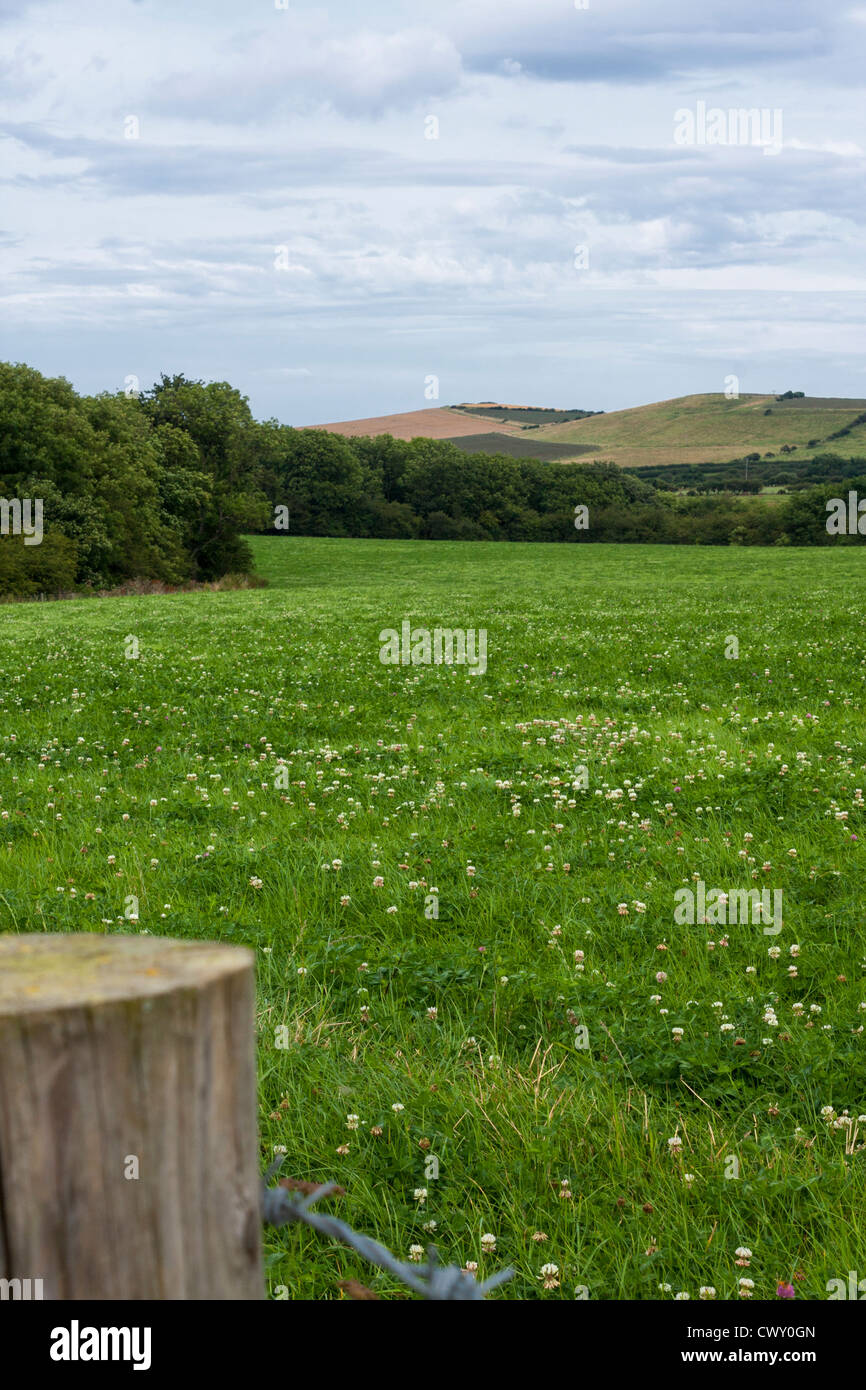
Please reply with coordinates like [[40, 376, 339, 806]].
[[453, 0, 856, 84], [6, 117, 860, 219], [466, 31, 828, 84]]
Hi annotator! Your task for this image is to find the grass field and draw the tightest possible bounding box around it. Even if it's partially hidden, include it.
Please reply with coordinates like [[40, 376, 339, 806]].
[[2, 538, 865, 1300], [535, 393, 866, 469]]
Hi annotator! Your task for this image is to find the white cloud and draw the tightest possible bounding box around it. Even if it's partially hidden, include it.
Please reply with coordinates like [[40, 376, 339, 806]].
[[155, 24, 463, 121]]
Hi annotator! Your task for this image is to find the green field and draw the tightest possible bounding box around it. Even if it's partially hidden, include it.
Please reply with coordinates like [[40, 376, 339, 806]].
[[2, 537, 865, 1300], [536, 393, 866, 470]]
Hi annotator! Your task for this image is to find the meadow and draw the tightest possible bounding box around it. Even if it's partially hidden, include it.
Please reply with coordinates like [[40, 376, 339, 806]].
[[536, 393, 866, 470], [1, 537, 864, 1300]]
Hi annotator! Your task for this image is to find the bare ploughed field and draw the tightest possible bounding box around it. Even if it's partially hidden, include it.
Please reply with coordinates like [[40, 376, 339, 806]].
[[310, 406, 522, 440]]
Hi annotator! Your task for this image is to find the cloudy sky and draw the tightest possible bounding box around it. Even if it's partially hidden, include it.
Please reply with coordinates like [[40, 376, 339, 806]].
[[2, 0, 865, 423]]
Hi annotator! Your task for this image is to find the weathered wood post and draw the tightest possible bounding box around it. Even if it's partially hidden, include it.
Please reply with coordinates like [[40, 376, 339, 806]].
[[0, 934, 263, 1300]]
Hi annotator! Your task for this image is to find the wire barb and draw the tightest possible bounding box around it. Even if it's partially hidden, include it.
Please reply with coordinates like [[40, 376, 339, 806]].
[[262, 1158, 514, 1300]]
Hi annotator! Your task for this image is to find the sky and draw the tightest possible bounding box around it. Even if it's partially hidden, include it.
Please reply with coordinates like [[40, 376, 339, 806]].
[[1, 0, 865, 424]]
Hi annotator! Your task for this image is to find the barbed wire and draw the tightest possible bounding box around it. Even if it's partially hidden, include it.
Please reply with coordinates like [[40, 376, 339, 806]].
[[262, 1158, 514, 1300]]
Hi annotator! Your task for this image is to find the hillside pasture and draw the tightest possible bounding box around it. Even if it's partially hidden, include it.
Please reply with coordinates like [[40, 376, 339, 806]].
[[536, 394, 866, 469]]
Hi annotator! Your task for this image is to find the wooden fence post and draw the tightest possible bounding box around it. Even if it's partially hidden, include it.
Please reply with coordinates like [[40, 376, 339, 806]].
[[0, 933, 263, 1300]]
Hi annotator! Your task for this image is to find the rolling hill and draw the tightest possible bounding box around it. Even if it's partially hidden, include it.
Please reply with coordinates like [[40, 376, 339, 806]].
[[312, 394, 866, 470], [531, 393, 866, 469]]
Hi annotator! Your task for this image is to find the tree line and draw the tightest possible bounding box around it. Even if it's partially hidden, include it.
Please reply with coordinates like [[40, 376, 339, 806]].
[[1, 364, 863, 596]]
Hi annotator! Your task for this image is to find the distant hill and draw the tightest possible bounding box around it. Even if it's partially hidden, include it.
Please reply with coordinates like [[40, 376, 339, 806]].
[[532, 393, 866, 469], [311, 394, 866, 469]]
